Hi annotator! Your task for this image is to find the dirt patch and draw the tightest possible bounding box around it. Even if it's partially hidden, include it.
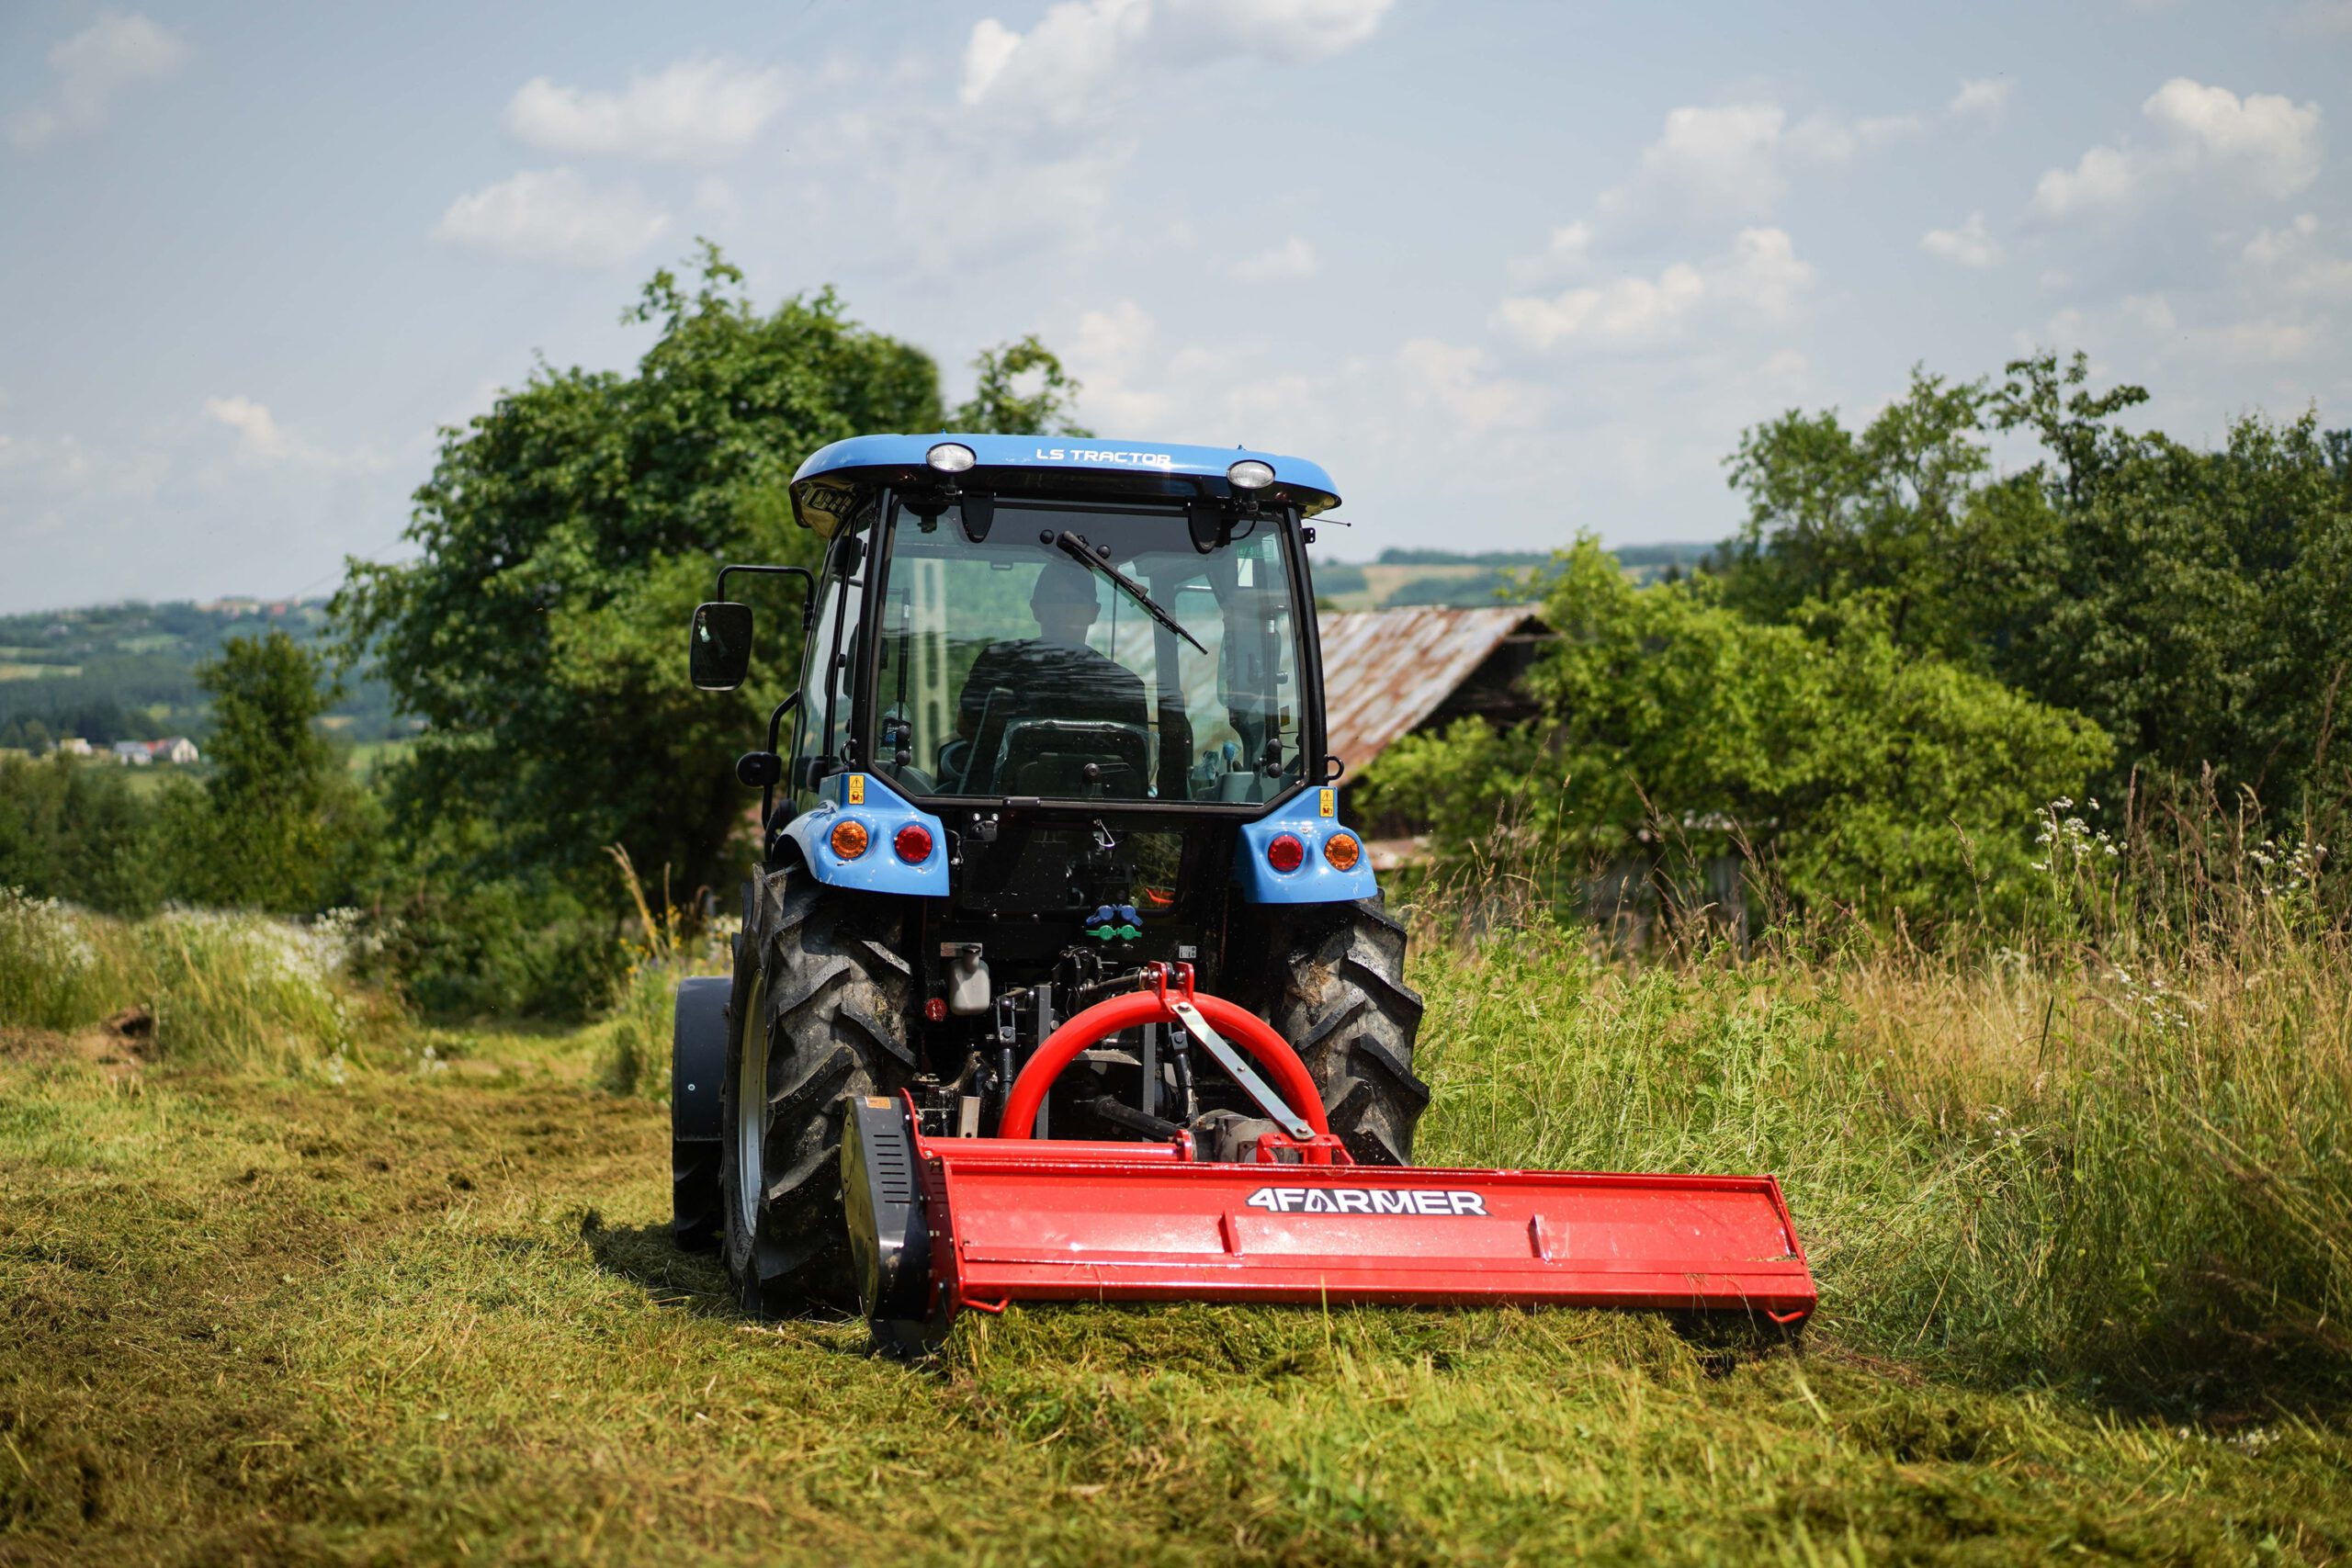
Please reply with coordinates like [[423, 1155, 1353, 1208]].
[[0, 1010, 155, 1078]]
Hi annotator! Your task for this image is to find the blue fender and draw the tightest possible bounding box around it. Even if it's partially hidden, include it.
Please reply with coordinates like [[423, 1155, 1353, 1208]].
[[1233, 786, 1378, 904], [779, 771, 951, 896]]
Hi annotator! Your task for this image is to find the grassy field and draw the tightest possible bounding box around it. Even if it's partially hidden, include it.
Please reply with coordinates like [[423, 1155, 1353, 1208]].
[[4, 895, 2350, 1563]]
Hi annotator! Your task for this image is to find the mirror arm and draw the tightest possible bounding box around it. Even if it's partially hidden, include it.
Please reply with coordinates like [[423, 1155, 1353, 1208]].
[[718, 563, 819, 632]]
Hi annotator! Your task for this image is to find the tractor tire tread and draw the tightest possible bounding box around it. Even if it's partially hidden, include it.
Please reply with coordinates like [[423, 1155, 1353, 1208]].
[[720, 869, 910, 1318]]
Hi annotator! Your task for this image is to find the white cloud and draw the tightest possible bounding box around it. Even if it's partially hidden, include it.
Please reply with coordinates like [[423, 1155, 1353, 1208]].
[[2032, 77, 2323, 218], [1600, 99, 1919, 220], [1159, 0, 1396, 63], [1948, 76, 2015, 122], [957, 0, 1390, 128], [1615, 102, 1787, 215], [1507, 221, 1593, 287], [1396, 339, 1544, 433], [959, 0, 1152, 126], [202, 396, 387, 473], [2143, 78, 2322, 193], [1231, 236, 1318, 282], [433, 168, 670, 265], [505, 58, 786, 162], [1784, 111, 1922, 163], [961, 18, 1026, 105], [6, 11, 189, 151], [1921, 210, 2002, 268], [1493, 228, 1813, 351], [203, 396, 290, 464], [1065, 299, 1171, 430], [2241, 214, 2352, 299]]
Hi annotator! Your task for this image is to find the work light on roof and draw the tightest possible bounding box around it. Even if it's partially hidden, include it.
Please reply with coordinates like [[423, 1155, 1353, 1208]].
[[1227, 458, 1274, 491], [927, 442, 977, 474]]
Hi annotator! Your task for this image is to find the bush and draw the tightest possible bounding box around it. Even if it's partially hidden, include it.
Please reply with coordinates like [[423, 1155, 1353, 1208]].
[[1361, 538, 2113, 935], [350, 878, 628, 1021]]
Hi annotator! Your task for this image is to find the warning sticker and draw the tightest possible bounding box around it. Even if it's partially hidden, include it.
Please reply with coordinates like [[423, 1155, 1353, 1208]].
[[846, 773, 865, 805], [1245, 1187, 1488, 1216]]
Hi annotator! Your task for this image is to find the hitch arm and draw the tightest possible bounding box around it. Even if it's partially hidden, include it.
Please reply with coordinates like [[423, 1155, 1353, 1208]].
[[1166, 997, 1315, 1141]]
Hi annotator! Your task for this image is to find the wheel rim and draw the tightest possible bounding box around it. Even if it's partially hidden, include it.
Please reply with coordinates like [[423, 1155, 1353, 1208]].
[[734, 974, 769, 1224]]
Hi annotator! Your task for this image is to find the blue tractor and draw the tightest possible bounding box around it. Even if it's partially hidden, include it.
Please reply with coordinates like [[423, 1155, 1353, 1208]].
[[673, 434, 1426, 1315]]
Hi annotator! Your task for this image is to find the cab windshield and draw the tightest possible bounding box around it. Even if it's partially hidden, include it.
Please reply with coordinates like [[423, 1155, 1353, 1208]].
[[874, 499, 1306, 803]]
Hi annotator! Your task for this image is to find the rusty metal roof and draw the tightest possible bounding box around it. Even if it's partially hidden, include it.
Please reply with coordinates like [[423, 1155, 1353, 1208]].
[[1317, 604, 1549, 777]]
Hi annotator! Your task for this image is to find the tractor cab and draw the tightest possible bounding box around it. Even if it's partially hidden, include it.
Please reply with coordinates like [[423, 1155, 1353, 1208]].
[[799, 461, 1313, 812], [689, 436, 1374, 1030]]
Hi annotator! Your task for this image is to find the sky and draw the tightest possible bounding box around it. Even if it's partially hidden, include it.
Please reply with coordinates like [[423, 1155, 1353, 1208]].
[[2, 0, 2347, 614]]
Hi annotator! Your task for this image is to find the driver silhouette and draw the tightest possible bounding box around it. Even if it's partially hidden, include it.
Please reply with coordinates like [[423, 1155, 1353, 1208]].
[[956, 565, 1150, 746]]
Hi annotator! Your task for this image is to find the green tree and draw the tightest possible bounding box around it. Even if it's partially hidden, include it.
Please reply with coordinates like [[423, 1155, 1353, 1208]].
[[161, 630, 372, 911], [1726, 351, 2352, 808], [335, 245, 1081, 908], [0, 754, 155, 914], [953, 334, 1090, 435], [1724, 366, 2062, 664]]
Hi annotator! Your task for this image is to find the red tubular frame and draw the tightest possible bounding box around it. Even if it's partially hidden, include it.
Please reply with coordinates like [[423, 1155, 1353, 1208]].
[[996, 966, 1329, 1144]]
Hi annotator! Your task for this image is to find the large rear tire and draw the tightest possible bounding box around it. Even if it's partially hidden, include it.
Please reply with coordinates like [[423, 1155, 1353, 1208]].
[[1246, 897, 1430, 1166], [719, 869, 915, 1317]]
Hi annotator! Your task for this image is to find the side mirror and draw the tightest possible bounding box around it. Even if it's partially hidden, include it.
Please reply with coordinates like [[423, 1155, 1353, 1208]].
[[690, 602, 754, 691], [735, 750, 783, 788]]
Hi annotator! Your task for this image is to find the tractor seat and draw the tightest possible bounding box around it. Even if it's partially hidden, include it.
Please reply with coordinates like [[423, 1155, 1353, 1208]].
[[992, 719, 1150, 799]]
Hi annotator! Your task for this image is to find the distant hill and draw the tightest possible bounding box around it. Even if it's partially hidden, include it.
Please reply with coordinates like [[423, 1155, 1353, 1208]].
[[1313, 542, 1719, 611], [0, 599, 402, 751]]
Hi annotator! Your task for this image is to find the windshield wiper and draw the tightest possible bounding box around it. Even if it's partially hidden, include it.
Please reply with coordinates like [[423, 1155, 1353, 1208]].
[[1049, 529, 1208, 654]]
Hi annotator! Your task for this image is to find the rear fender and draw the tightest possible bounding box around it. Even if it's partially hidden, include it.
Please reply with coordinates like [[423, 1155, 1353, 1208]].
[[1234, 785, 1376, 904], [779, 771, 950, 897]]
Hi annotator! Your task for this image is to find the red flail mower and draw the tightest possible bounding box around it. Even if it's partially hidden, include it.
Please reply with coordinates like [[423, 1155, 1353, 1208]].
[[842, 964, 1815, 1350]]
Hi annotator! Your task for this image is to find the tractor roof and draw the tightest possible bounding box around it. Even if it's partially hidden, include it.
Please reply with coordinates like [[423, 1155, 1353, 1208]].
[[788, 433, 1340, 536]]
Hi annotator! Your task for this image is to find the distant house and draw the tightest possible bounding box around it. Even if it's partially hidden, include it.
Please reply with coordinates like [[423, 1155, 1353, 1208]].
[[1316, 604, 1554, 782], [111, 740, 153, 766], [54, 737, 94, 758], [151, 737, 200, 765]]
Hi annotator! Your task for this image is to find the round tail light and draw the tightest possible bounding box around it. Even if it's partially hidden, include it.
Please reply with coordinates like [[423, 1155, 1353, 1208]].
[[829, 818, 869, 860], [892, 822, 933, 863], [1266, 832, 1306, 874], [1324, 832, 1362, 872]]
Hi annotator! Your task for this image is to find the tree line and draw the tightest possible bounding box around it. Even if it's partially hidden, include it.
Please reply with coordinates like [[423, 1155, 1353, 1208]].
[[1362, 353, 2349, 933]]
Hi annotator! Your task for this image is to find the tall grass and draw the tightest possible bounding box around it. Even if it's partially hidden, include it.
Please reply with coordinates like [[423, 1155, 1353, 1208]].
[[595, 846, 731, 1097], [1399, 779, 2349, 1409], [0, 888, 390, 1073]]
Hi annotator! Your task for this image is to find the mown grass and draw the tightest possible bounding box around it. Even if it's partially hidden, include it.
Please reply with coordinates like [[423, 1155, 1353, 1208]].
[[6, 904, 2352, 1562]]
